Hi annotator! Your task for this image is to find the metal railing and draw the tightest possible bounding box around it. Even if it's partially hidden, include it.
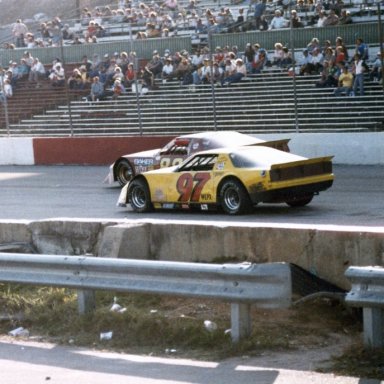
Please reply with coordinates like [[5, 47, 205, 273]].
[[345, 265, 384, 348], [0, 253, 292, 343]]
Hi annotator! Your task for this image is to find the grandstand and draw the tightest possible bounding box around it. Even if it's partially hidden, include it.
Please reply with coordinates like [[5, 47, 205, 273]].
[[0, 0, 383, 137]]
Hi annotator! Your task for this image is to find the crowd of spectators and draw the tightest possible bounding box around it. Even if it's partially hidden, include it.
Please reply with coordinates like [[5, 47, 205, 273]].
[[3, 0, 365, 50], [0, 0, 381, 102], [0, 30, 381, 104]]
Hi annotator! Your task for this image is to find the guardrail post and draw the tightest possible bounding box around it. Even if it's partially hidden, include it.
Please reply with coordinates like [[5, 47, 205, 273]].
[[231, 303, 251, 343], [77, 289, 96, 314], [362, 307, 384, 348], [345, 266, 384, 348]]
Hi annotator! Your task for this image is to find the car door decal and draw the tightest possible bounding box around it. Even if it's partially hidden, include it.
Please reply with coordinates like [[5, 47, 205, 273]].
[[176, 173, 211, 202]]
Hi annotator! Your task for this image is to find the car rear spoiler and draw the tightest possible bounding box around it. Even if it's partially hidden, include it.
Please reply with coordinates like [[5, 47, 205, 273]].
[[270, 156, 334, 170], [248, 139, 291, 152]]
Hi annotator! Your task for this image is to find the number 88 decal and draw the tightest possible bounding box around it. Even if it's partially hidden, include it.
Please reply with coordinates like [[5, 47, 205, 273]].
[[176, 173, 211, 202], [160, 157, 184, 168]]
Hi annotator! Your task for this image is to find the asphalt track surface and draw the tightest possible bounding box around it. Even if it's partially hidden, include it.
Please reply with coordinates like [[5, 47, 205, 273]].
[[0, 164, 384, 383], [1, 338, 382, 384], [0, 164, 383, 227]]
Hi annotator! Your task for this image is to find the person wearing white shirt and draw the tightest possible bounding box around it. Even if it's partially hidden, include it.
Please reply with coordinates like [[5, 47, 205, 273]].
[[0, 79, 12, 102], [28, 58, 46, 86], [268, 10, 288, 30]]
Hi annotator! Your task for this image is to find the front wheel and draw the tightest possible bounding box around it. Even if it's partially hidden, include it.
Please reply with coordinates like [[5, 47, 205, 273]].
[[219, 179, 252, 215], [286, 193, 314, 207], [116, 159, 134, 187], [128, 178, 153, 213]]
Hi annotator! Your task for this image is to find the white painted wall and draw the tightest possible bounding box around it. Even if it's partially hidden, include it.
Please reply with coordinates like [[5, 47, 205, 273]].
[[0, 133, 383, 165], [0, 138, 35, 165], [257, 132, 384, 165]]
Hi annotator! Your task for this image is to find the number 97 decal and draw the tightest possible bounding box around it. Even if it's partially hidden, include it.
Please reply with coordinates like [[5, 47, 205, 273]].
[[176, 173, 211, 202]]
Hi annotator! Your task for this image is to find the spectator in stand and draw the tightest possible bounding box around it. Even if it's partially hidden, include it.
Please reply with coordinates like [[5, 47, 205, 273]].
[[334, 64, 353, 96], [17, 58, 30, 80], [222, 58, 246, 85], [85, 20, 98, 40], [297, 48, 312, 71], [268, 9, 288, 30], [307, 37, 321, 53], [193, 58, 211, 84], [290, 10, 303, 28], [67, 68, 84, 89], [25, 33, 37, 48], [243, 43, 255, 73], [61, 24, 75, 40], [8, 61, 21, 87], [252, 49, 268, 73], [87, 75, 105, 102], [111, 79, 125, 100], [338, 9, 352, 24], [254, 0, 267, 31], [335, 45, 346, 64], [323, 46, 335, 64], [0, 79, 13, 103], [336, 36, 349, 61], [281, 46, 293, 68], [300, 47, 323, 75], [28, 58, 46, 87], [112, 66, 125, 84], [39, 22, 51, 40], [162, 58, 174, 81], [315, 60, 339, 87], [12, 19, 28, 48], [191, 49, 203, 70], [175, 57, 193, 83], [207, 62, 223, 84], [369, 52, 383, 82], [272, 42, 284, 67], [223, 57, 236, 78], [316, 10, 327, 27], [124, 63, 136, 88], [323, 9, 339, 26], [352, 53, 366, 96], [49, 63, 65, 87], [143, 54, 163, 89], [355, 38, 369, 61]]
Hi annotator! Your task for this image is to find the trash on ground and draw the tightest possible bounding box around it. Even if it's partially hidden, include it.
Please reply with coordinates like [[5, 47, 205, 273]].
[[8, 327, 29, 337], [100, 331, 113, 341], [204, 320, 218, 332]]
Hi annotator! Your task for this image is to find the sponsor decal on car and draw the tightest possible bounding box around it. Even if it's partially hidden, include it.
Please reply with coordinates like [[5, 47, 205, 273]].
[[134, 158, 154, 166]]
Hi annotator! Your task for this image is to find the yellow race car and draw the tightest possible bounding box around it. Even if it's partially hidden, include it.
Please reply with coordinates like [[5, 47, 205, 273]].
[[119, 145, 334, 215]]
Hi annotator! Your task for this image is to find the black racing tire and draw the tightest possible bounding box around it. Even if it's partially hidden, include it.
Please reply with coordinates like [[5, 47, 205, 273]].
[[219, 179, 252, 215], [128, 178, 153, 213], [286, 193, 314, 207], [116, 159, 134, 187]]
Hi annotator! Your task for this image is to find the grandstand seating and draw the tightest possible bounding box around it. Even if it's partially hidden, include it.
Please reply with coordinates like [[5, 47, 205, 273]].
[[0, 1, 383, 137], [1, 69, 383, 137]]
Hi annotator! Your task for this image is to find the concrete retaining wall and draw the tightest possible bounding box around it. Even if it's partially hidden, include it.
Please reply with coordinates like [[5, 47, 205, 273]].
[[1, 219, 383, 290], [0, 132, 384, 165]]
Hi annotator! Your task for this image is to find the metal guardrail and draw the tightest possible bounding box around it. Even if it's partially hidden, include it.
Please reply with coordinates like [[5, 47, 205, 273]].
[[345, 266, 384, 348], [0, 253, 291, 343]]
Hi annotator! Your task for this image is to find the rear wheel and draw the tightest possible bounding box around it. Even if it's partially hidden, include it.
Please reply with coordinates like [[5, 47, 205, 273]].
[[219, 179, 252, 215], [116, 160, 134, 186], [286, 193, 314, 207], [128, 178, 153, 213]]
